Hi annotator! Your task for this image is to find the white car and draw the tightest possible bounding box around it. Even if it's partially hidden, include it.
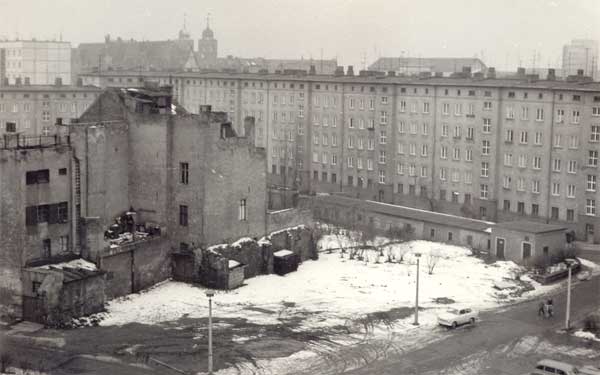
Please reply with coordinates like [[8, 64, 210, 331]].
[[437, 307, 478, 328]]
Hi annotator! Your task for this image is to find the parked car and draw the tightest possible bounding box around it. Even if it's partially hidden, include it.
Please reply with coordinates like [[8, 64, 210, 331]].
[[531, 359, 580, 375], [437, 307, 478, 328], [577, 270, 592, 281], [580, 365, 600, 375]]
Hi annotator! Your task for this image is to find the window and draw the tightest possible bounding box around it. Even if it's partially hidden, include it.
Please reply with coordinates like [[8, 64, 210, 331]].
[[421, 166, 428, 177], [518, 177, 525, 191], [26, 169, 50, 185], [572, 110, 580, 124], [422, 122, 429, 135], [440, 168, 447, 180], [440, 146, 448, 159], [367, 159, 373, 170], [503, 200, 511, 211], [453, 148, 460, 160], [357, 158, 363, 169], [398, 121, 406, 133], [556, 109, 565, 123], [180, 162, 189, 184], [503, 176, 511, 189], [482, 118, 491, 133], [379, 130, 387, 144], [532, 204, 539, 217], [57, 202, 69, 223], [586, 199, 596, 216], [533, 156, 542, 169], [521, 106, 529, 120], [378, 151, 386, 164], [380, 111, 388, 124], [397, 163, 404, 175], [504, 153, 512, 166], [567, 184, 576, 198], [378, 170, 386, 184], [58, 168, 67, 176], [535, 132, 543, 145], [552, 182, 560, 196], [42, 239, 51, 258], [517, 202, 525, 215], [481, 162, 489, 177], [453, 125, 461, 138], [552, 159, 561, 172], [5, 122, 16, 132], [506, 105, 515, 119], [421, 144, 428, 157], [454, 103, 462, 116], [442, 124, 448, 137], [347, 156, 354, 168], [569, 135, 579, 149], [536, 108, 544, 121], [179, 205, 188, 226], [465, 171, 472, 184], [442, 103, 450, 115], [482, 140, 490, 155], [518, 155, 527, 168], [520, 131, 528, 144], [480, 184, 488, 199], [532, 180, 540, 194], [409, 143, 417, 155], [423, 102, 430, 113], [589, 150, 599, 167], [467, 127, 474, 140], [505, 129, 514, 143], [483, 101, 492, 111], [591, 126, 600, 142], [567, 209, 575, 222], [587, 175, 597, 191], [554, 134, 561, 148], [466, 149, 473, 161]]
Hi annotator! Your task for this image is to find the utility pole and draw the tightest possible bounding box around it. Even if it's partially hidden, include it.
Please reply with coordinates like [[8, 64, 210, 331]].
[[413, 253, 421, 325], [206, 291, 214, 374], [565, 261, 574, 330]]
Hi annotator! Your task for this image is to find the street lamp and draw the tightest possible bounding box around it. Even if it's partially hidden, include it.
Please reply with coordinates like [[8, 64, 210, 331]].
[[564, 259, 576, 330], [413, 252, 422, 326], [206, 290, 215, 374]]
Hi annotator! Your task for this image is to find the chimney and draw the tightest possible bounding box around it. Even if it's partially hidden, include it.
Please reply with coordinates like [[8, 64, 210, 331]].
[[346, 65, 354, 76], [547, 68, 556, 81], [388, 70, 396, 77], [77, 77, 83, 87], [577, 69, 584, 76], [15, 77, 22, 86], [334, 66, 344, 76], [434, 71, 444, 78], [309, 65, 316, 75], [517, 67, 526, 77], [462, 66, 472, 77], [24, 77, 30, 85], [199, 105, 212, 113], [55, 77, 62, 86], [487, 67, 496, 79]]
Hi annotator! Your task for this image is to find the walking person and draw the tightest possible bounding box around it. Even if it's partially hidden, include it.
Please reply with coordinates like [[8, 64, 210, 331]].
[[547, 298, 554, 318], [538, 301, 545, 317]]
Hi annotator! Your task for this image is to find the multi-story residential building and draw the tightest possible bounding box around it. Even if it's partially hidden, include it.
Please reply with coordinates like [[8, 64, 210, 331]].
[[78, 67, 600, 242], [562, 39, 598, 80], [369, 57, 486, 77], [0, 80, 100, 135], [0, 40, 72, 85]]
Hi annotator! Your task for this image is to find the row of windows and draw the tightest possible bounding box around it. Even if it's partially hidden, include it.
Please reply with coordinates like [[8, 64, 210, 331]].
[[25, 202, 69, 226]]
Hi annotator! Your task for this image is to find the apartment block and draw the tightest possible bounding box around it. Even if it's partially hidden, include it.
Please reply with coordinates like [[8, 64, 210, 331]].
[[0, 40, 72, 85], [78, 68, 600, 242]]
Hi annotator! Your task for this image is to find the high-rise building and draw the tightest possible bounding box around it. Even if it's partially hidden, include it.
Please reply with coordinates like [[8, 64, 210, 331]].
[[0, 40, 72, 85], [562, 39, 598, 79]]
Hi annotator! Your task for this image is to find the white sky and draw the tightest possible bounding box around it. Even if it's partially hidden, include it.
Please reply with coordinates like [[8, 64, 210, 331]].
[[0, 0, 599, 70]]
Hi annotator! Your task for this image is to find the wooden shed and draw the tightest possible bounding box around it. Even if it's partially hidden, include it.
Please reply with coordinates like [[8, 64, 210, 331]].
[[273, 250, 299, 276]]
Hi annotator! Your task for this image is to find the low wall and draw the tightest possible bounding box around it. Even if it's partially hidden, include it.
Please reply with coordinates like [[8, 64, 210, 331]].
[[99, 236, 171, 299], [267, 208, 314, 233]]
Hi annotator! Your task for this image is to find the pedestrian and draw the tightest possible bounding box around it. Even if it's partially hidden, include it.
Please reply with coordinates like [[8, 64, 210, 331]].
[[543, 303, 549, 319], [538, 301, 545, 317], [547, 299, 554, 318]]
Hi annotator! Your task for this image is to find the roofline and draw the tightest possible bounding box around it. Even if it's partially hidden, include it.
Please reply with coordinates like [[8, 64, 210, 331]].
[[78, 70, 600, 91]]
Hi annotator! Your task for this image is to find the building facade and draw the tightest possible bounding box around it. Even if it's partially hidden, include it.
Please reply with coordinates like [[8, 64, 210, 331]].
[[78, 69, 600, 242], [0, 40, 72, 85], [562, 39, 598, 80], [0, 82, 100, 136]]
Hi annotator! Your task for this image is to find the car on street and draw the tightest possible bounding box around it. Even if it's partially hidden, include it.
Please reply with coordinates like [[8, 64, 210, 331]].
[[437, 307, 478, 328], [530, 359, 580, 375]]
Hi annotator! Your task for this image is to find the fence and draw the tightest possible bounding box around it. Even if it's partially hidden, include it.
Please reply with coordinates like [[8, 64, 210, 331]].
[[1, 134, 70, 150]]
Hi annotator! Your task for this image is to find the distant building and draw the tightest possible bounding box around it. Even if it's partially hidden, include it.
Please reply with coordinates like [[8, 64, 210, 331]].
[[562, 39, 598, 80], [72, 32, 198, 77], [369, 57, 486, 77], [0, 40, 72, 85], [0, 81, 100, 136], [214, 56, 338, 74], [197, 16, 218, 69]]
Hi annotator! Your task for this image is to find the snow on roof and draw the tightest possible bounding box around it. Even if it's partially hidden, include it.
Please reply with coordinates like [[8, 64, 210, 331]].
[[274, 249, 294, 257], [485, 227, 492, 233], [35, 259, 98, 272], [258, 237, 272, 246], [228, 260, 241, 269], [207, 243, 229, 252], [232, 237, 255, 248]]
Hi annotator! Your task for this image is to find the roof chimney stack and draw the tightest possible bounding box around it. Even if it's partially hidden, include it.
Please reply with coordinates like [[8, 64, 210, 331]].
[[547, 68, 556, 81], [517, 67, 526, 77], [309, 65, 316, 75], [334, 66, 344, 76], [346, 65, 354, 76], [487, 67, 496, 79], [577, 69, 584, 76]]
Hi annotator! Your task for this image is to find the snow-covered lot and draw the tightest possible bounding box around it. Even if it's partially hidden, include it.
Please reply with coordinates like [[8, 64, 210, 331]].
[[99, 239, 559, 330]]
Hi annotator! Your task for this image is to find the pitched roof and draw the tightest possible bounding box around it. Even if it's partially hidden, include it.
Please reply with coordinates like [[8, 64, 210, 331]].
[[74, 39, 196, 72], [369, 57, 487, 73], [495, 221, 568, 234], [314, 195, 494, 232]]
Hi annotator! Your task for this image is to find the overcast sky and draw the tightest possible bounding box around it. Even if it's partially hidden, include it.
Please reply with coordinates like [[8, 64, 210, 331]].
[[1, 0, 599, 70]]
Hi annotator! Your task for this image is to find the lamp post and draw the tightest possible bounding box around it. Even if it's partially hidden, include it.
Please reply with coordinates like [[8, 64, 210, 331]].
[[565, 259, 575, 330], [206, 290, 215, 374], [413, 252, 421, 326]]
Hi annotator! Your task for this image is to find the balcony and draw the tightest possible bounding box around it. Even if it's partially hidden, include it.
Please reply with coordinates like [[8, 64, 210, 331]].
[[1, 134, 70, 150]]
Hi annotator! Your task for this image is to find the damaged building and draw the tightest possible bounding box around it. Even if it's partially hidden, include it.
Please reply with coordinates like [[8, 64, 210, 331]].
[[0, 85, 268, 324]]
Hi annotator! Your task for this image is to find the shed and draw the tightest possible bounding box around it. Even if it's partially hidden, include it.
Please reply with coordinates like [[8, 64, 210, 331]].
[[491, 221, 568, 265], [273, 250, 299, 276], [227, 260, 246, 289]]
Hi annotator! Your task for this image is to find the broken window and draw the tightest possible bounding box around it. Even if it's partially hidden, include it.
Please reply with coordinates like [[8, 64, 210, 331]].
[[26, 169, 50, 185]]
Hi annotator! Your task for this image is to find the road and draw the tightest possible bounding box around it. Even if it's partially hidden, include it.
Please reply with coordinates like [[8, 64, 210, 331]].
[[341, 275, 600, 375], [2, 275, 599, 375]]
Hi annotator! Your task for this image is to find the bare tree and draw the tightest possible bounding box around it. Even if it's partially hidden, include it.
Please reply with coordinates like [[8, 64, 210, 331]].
[[426, 249, 443, 275]]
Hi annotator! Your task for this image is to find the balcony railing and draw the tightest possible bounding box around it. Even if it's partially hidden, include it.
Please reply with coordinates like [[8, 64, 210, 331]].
[[1, 134, 70, 150]]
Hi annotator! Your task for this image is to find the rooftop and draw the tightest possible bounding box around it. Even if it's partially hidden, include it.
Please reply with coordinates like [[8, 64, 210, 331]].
[[80, 70, 600, 92], [0, 85, 102, 92], [495, 221, 568, 234]]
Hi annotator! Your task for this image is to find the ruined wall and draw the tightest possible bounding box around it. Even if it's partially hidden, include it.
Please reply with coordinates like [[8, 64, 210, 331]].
[[209, 239, 273, 279], [268, 226, 318, 262], [0, 146, 73, 321], [202, 122, 268, 245]]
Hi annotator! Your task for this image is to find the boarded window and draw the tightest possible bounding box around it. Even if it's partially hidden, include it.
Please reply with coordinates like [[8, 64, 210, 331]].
[[26, 169, 50, 185]]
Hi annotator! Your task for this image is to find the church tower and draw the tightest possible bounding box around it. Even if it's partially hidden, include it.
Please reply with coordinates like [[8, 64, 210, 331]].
[[198, 14, 218, 68]]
